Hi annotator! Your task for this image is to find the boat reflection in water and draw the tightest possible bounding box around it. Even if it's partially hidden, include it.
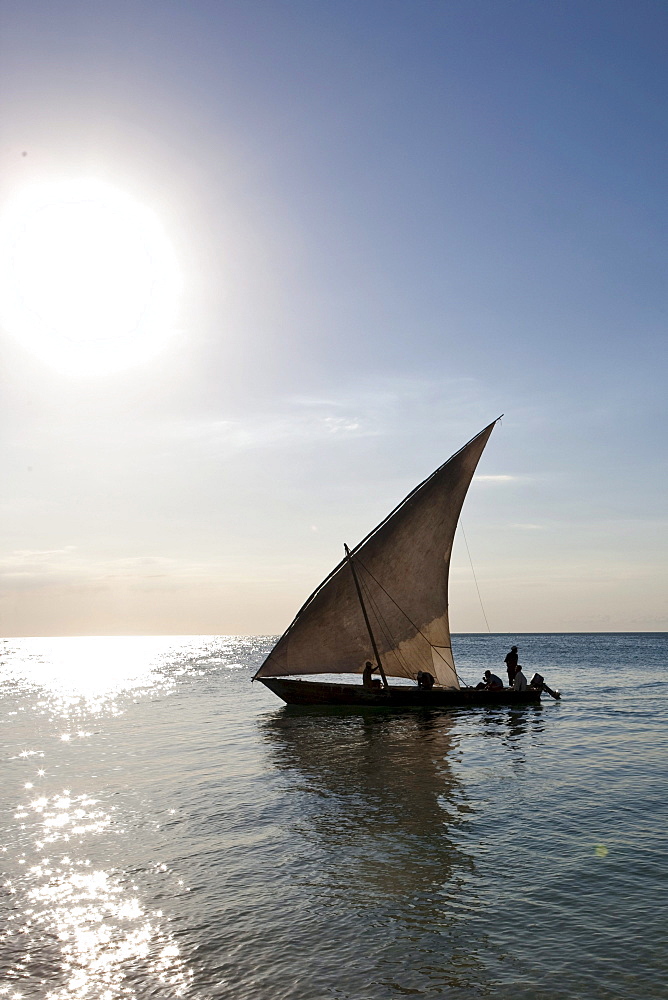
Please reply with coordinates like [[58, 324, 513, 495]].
[[260, 707, 492, 994], [480, 702, 546, 743]]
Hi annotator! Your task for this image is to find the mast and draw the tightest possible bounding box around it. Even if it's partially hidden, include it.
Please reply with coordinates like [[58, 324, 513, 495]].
[[344, 543, 389, 689]]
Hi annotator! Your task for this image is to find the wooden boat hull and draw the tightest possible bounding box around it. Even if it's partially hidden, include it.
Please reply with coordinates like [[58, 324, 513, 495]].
[[257, 677, 541, 709]]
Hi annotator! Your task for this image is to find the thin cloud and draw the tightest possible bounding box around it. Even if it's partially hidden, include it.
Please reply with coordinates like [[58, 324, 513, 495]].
[[165, 410, 369, 451], [474, 474, 520, 482], [145, 375, 493, 457]]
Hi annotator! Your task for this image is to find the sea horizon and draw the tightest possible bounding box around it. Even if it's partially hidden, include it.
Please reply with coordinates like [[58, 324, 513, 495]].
[[4, 628, 667, 639]]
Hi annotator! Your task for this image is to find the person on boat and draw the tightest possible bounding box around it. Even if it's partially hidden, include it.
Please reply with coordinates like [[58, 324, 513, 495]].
[[512, 666, 528, 692], [416, 670, 435, 690], [363, 661, 382, 691], [530, 672, 561, 700], [504, 646, 519, 685], [484, 670, 504, 690]]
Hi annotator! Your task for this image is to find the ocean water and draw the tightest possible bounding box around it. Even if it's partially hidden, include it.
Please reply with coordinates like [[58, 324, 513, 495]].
[[1, 633, 666, 1000]]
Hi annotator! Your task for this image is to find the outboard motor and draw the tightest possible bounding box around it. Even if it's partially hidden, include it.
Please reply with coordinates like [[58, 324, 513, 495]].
[[530, 672, 561, 700]]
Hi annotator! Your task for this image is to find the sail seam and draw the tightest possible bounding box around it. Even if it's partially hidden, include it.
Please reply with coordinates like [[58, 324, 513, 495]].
[[358, 571, 416, 678], [355, 556, 469, 687], [359, 575, 397, 671], [355, 557, 458, 682]]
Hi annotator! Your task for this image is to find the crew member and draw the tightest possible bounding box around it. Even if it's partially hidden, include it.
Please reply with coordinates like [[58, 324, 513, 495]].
[[504, 645, 519, 685], [484, 670, 504, 690], [363, 661, 379, 691], [512, 665, 528, 692], [530, 672, 561, 700]]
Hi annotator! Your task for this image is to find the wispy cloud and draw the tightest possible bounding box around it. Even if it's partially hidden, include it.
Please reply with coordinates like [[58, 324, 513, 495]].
[[162, 374, 491, 455], [474, 474, 521, 483], [0, 549, 215, 588], [0, 547, 77, 577], [172, 411, 369, 451]]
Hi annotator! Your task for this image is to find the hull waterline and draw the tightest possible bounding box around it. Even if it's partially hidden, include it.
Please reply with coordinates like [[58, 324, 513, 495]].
[[257, 677, 541, 708]]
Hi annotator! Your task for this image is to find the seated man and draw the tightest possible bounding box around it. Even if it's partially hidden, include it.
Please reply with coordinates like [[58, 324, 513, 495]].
[[483, 669, 504, 690], [512, 666, 528, 692], [416, 670, 435, 690]]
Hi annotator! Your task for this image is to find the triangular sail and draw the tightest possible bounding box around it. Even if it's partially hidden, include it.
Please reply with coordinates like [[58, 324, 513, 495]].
[[254, 421, 497, 687]]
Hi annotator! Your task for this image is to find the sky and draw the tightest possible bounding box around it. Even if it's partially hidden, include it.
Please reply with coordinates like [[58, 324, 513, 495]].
[[0, 0, 666, 637]]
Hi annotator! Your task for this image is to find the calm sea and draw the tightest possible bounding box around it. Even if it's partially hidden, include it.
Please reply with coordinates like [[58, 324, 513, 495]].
[[1, 633, 666, 1000]]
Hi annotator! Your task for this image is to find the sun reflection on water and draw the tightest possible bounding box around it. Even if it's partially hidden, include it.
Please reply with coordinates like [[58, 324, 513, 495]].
[[0, 637, 211, 998], [0, 636, 198, 717], [25, 866, 190, 999], [2, 786, 193, 998]]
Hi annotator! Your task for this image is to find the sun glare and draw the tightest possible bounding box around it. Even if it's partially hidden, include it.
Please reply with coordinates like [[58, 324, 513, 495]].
[[0, 179, 181, 375]]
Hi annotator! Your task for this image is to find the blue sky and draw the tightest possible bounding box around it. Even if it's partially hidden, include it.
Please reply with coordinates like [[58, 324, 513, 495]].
[[0, 0, 666, 635]]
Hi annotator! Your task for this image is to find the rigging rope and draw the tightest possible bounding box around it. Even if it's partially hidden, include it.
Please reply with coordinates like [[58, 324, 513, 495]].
[[358, 572, 414, 677], [354, 556, 468, 686], [460, 523, 491, 633]]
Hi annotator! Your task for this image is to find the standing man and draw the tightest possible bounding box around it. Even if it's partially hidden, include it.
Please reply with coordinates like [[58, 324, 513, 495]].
[[504, 645, 519, 686]]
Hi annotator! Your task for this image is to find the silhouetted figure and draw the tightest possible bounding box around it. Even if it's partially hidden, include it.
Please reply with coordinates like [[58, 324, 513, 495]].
[[363, 661, 381, 691], [530, 672, 561, 700], [416, 670, 435, 690], [504, 645, 519, 685], [484, 670, 504, 690], [512, 666, 528, 692]]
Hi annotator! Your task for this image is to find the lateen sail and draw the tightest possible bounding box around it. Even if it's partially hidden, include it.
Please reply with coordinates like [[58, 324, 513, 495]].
[[254, 421, 497, 687]]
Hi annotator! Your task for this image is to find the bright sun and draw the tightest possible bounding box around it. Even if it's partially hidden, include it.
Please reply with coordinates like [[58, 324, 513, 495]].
[[0, 179, 181, 375]]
